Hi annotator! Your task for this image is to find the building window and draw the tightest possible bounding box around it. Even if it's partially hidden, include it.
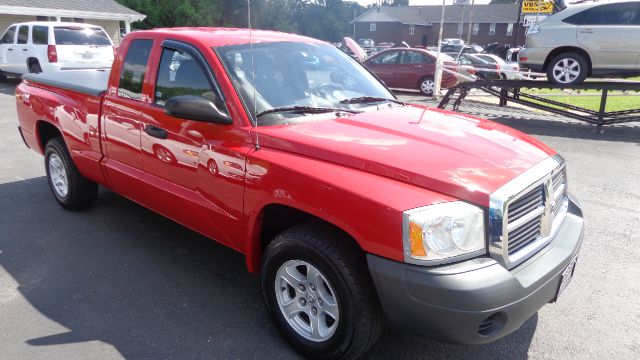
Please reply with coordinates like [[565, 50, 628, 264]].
[[409, 24, 415, 35], [473, 23, 479, 35], [506, 23, 514, 36], [489, 23, 496, 35], [36, 16, 56, 21], [457, 23, 464, 35], [370, 23, 376, 32]]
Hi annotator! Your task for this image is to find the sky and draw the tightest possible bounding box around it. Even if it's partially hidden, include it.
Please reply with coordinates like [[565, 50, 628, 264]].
[[353, 0, 492, 5]]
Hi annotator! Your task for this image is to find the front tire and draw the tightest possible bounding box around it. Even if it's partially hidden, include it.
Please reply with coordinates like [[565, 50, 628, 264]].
[[261, 222, 384, 359], [44, 137, 98, 210], [547, 52, 588, 85]]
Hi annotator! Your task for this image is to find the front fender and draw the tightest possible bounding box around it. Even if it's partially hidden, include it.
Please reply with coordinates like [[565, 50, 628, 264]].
[[242, 147, 456, 273]]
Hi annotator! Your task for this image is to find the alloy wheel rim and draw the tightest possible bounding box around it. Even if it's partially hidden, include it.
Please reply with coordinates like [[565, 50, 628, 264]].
[[48, 153, 68, 197], [552, 58, 580, 84], [275, 259, 340, 342], [421, 79, 434, 94]]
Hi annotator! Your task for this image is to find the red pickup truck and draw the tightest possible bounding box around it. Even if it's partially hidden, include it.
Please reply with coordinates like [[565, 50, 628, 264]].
[[16, 28, 583, 359]]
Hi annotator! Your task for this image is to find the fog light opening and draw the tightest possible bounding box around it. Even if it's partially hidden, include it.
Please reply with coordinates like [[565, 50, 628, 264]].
[[477, 312, 506, 337]]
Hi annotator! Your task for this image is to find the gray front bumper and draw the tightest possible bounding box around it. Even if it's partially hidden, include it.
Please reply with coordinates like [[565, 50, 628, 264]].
[[367, 197, 583, 345]]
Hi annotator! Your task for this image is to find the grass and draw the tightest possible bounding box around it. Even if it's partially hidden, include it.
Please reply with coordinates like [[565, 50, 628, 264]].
[[526, 94, 640, 112]]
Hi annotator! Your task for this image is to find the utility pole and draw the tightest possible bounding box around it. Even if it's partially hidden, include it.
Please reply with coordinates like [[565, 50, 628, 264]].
[[466, 0, 475, 44], [353, 8, 356, 40], [433, 0, 446, 100], [513, 0, 524, 46]]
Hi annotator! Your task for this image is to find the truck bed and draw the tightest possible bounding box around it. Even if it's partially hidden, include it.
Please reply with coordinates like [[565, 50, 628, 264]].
[[21, 69, 110, 96]]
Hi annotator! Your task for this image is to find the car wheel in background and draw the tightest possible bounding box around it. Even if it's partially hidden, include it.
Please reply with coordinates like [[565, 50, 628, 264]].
[[547, 52, 588, 86], [261, 222, 384, 359], [419, 77, 435, 96], [29, 62, 42, 74], [44, 137, 98, 210], [0, 71, 6, 82]]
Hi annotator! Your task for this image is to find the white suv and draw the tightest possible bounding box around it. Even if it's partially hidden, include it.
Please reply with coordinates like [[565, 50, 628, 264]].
[[0, 22, 114, 79]]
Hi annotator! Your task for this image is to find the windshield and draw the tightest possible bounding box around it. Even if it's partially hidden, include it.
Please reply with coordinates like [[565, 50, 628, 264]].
[[216, 41, 395, 125], [54, 27, 111, 46]]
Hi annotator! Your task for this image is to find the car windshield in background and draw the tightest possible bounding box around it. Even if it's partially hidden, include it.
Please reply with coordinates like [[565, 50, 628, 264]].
[[54, 27, 111, 46], [216, 41, 395, 125]]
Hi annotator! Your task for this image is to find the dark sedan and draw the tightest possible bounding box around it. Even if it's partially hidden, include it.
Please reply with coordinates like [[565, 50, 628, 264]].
[[363, 48, 459, 96]]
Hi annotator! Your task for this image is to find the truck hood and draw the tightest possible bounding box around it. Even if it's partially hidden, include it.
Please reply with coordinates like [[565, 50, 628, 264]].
[[254, 105, 555, 206]]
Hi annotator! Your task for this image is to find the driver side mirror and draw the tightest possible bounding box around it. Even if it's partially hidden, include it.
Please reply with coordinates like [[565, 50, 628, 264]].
[[165, 95, 232, 125]]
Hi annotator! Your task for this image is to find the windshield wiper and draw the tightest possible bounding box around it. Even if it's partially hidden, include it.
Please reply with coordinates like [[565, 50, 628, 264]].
[[339, 96, 404, 105], [256, 106, 360, 118]]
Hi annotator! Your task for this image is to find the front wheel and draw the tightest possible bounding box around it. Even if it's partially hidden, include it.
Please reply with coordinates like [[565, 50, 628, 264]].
[[29, 62, 42, 74], [419, 77, 435, 96], [261, 223, 384, 359], [547, 52, 588, 85]]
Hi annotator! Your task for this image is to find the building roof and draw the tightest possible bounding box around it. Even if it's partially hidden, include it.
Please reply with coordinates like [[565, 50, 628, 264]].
[[0, 0, 145, 22], [356, 4, 520, 25]]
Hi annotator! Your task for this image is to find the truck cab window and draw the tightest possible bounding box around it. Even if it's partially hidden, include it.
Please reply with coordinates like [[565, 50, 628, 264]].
[[118, 39, 153, 100], [154, 48, 215, 106]]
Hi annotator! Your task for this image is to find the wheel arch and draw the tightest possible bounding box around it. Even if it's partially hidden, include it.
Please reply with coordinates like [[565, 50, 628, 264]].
[[36, 120, 63, 153], [543, 47, 592, 75], [245, 203, 364, 274], [27, 57, 41, 71]]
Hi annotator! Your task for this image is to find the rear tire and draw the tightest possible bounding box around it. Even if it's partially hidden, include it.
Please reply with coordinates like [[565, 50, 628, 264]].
[[44, 137, 98, 210], [419, 77, 435, 96], [261, 222, 384, 359], [547, 52, 588, 85], [29, 62, 42, 74], [0, 71, 6, 82]]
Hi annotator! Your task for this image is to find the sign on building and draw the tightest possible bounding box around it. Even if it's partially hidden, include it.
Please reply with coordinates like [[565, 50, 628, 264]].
[[522, 0, 554, 14]]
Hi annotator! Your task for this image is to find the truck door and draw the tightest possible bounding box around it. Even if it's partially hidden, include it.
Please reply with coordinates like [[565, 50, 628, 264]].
[[101, 38, 153, 197], [0, 26, 17, 73], [137, 40, 248, 247]]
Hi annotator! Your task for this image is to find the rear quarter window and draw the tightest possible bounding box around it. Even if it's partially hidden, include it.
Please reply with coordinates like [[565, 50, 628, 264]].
[[118, 39, 153, 100], [54, 27, 111, 45], [32, 26, 48, 45]]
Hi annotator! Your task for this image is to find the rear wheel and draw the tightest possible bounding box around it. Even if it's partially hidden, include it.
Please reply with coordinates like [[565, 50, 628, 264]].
[[419, 77, 435, 96], [0, 71, 6, 82], [29, 62, 42, 74], [44, 137, 98, 210], [261, 222, 384, 359], [547, 52, 588, 85]]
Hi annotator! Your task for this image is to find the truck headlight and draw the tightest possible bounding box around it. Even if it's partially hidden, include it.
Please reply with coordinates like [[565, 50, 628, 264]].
[[402, 201, 485, 264], [527, 24, 540, 35]]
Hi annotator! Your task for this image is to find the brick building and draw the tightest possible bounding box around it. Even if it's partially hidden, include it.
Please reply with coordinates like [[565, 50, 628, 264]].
[[354, 4, 527, 48]]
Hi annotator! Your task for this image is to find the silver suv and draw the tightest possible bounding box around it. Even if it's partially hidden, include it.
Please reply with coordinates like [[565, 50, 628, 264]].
[[519, 1, 640, 85]]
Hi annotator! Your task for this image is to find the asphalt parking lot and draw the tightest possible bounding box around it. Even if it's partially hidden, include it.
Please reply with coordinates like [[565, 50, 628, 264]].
[[1, 78, 639, 359]]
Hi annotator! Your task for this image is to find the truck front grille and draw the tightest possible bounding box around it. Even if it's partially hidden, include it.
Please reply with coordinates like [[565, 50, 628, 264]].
[[506, 185, 544, 255], [489, 156, 569, 269]]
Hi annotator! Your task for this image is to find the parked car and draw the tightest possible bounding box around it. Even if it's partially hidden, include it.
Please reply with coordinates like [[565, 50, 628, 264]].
[[519, 0, 640, 85], [16, 28, 583, 359], [441, 43, 483, 55], [371, 42, 394, 56], [441, 38, 465, 46], [364, 48, 459, 95], [358, 38, 376, 55], [0, 22, 114, 78], [447, 52, 502, 80], [475, 53, 522, 80]]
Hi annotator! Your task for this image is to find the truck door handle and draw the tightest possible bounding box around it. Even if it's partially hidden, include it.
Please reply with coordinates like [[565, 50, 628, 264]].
[[144, 124, 167, 139], [22, 49, 28, 51], [580, 29, 594, 33], [7, 48, 13, 51]]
